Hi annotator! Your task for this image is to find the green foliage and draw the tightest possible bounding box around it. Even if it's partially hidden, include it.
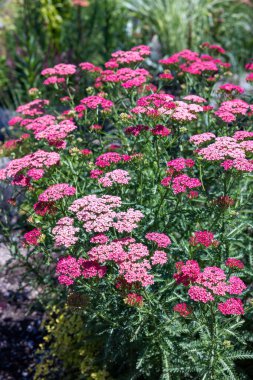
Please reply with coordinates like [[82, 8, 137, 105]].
[[123, 0, 253, 64]]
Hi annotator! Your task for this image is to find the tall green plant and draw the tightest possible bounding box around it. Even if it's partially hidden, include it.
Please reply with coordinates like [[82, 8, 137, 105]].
[[123, 0, 253, 64]]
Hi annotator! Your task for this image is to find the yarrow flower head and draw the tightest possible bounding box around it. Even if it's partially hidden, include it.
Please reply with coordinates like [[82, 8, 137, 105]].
[[225, 258, 244, 270], [38, 183, 76, 202], [161, 174, 201, 194], [124, 293, 143, 307], [173, 303, 192, 317], [189, 132, 216, 145], [16, 99, 49, 116], [52, 217, 80, 247], [219, 83, 244, 94], [23, 228, 42, 246], [68, 195, 144, 233], [98, 169, 131, 187], [0, 150, 60, 185], [166, 158, 195, 174], [79, 95, 114, 110], [189, 231, 219, 248], [174, 260, 201, 286], [41, 63, 76, 77], [56, 255, 106, 286], [95, 152, 132, 168], [151, 250, 168, 265], [218, 298, 244, 315], [215, 99, 249, 122], [145, 232, 171, 248], [188, 286, 214, 303]]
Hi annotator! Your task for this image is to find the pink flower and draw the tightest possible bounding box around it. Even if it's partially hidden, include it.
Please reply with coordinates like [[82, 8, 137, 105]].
[[183, 95, 207, 103], [196, 267, 227, 295], [52, 217, 80, 247], [173, 303, 192, 317], [151, 124, 171, 137], [43, 76, 65, 85], [189, 231, 218, 248], [16, 99, 49, 116], [34, 120, 77, 143], [219, 83, 244, 94], [90, 234, 109, 244], [23, 228, 41, 246], [225, 258, 244, 270], [33, 201, 56, 216], [151, 250, 168, 265], [8, 116, 23, 126], [190, 132, 216, 145], [38, 183, 76, 202], [42, 63, 76, 76], [215, 99, 249, 122], [27, 169, 44, 180], [159, 73, 174, 80], [80, 95, 114, 110], [167, 158, 195, 173], [174, 260, 200, 286], [79, 259, 106, 279], [227, 276, 247, 295], [81, 149, 92, 156], [79, 62, 101, 72], [125, 125, 149, 136], [233, 131, 253, 141], [95, 152, 122, 167], [98, 169, 131, 187], [124, 293, 143, 307], [246, 73, 253, 82], [119, 260, 154, 287], [171, 174, 201, 194], [0, 150, 60, 182], [90, 169, 104, 178], [56, 256, 81, 286], [188, 286, 214, 303], [218, 298, 244, 315], [145, 232, 171, 248]]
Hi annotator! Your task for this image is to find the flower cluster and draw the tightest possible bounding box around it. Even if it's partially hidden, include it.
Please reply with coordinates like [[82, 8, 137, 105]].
[[161, 174, 201, 194], [52, 217, 80, 247], [0, 150, 60, 185], [68, 195, 143, 233], [195, 136, 253, 172], [189, 231, 219, 248], [98, 169, 131, 187], [95, 152, 132, 168], [56, 255, 106, 286], [225, 258, 244, 270], [38, 183, 76, 202], [145, 232, 171, 248], [105, 45, 150, 68], [87, 239, 157, 287], [23, 228, 42, 246], [215, 99, 249, 122], [96, 67, 151, 89], [174, 261, 246, 314], [173, 303, 192, 317], [159, 48, 230, 76], [16, 99, 49, 116], [42, 63, 76, 85], [219, 83, 244, 94], [124, 293, 143, 307]]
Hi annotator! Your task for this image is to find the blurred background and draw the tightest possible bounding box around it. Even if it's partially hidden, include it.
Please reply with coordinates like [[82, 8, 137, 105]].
[[0, 0, 253, 110]]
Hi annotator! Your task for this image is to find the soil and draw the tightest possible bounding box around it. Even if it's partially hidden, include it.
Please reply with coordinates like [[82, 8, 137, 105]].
[[0, 244, 43, 380]]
